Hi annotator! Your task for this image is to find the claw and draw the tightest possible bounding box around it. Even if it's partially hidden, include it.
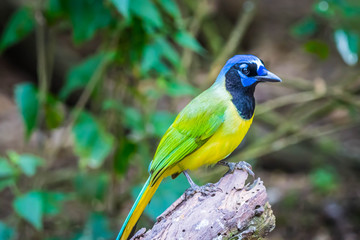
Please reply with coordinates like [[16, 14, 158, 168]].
[[217, 160, 255, 178], [245, 178, 259, 191], [217, 161, 257, 191], [236, 161, 255, 178], [183, 170, 221, 199]]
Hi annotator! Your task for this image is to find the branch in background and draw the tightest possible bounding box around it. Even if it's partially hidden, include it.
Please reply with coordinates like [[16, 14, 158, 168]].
[[47, 56, 112, 160], [256, 91, 322, 116], [48, 27, 123, 161], [35, 0, 48, 105], [180, 0, 214, 79], [208, 0, 257, 81], [131, 169, 275, 240]]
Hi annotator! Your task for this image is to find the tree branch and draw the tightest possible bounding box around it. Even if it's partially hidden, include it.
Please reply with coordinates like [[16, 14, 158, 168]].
[[131, 169, 275, 240], [208, 0, 258, 82]]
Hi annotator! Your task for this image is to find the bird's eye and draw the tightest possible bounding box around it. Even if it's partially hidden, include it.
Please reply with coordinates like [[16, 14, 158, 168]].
[[240, 64, 250, 76]]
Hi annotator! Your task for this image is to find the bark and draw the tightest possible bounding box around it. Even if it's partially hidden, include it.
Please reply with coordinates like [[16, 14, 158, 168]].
[[131, 169, 275, 240]]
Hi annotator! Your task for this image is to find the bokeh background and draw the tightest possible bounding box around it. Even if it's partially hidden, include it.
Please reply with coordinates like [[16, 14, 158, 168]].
[[0, 0, 359, 239]]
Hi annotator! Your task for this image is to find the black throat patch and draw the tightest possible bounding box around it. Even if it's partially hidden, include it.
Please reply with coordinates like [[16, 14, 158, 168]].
[[225, 67, 256, 120]]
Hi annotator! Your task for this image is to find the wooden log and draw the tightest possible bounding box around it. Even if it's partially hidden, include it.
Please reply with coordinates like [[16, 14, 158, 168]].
[[131, 168, 275, 240]]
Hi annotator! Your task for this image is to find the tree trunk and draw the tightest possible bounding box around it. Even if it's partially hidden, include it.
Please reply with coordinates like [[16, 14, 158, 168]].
[[131, 168, 275, 240]]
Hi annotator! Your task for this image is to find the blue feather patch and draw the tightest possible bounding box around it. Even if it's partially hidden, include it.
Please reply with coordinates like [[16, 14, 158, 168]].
[[238, 70, 257, 87], [257, 65, 267, 76]]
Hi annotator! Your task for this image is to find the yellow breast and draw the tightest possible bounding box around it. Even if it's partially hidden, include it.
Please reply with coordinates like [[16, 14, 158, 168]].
[[168, 102, 253, 174]]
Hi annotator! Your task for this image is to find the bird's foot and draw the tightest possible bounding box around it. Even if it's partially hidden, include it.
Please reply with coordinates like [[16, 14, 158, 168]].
[[217, 161, 258, 190], [185, 182, 222, 199], [244, 178, 259, 191], [217, 160, 255, 178]]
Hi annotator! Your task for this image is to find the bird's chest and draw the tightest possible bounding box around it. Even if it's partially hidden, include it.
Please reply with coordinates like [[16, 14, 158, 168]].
[[176, 104, 253, 171], [198, 105, 253, 165], [221, 103, 253, 144]]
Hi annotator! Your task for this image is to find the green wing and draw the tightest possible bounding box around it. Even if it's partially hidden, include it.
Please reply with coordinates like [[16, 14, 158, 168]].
[[149, 88, 227, 184]]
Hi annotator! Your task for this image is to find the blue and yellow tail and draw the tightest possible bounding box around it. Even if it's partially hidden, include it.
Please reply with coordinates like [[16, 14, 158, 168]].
[[116, 176, 162, 240]]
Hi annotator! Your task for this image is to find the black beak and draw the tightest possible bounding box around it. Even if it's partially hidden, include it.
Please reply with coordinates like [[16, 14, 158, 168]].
[[256, 71, 282, 83]]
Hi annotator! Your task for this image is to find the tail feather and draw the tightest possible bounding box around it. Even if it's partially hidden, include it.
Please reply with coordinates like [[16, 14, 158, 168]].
[[116, 176, 162, 240]]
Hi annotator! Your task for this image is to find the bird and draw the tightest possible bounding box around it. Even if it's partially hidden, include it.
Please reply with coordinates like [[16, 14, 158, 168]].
[[116, 54, 281, 240]]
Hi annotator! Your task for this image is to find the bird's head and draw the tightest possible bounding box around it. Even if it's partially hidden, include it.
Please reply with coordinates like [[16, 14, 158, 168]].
[[215, 54, 282, 89]]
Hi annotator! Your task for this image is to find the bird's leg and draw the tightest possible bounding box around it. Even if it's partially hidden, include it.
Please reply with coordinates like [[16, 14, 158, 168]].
[[183, 170, 221, 198], [217, 160, 258, 190], [183, 170, 199, 189]]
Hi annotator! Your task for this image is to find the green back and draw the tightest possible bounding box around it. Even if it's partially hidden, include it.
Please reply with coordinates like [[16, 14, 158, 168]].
[[149, 86, 228, 184]]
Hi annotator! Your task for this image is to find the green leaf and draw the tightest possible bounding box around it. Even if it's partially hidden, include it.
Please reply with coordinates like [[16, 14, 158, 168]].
[[75, 213, 114, 240], [0, 222, 15, 240], [42, 192, 67, 216], [313, 0, 335, 18], [13, 191, 43, 230], [123, 107, 145, 133], [44, 94, 65, 129], [304, 40, 329, 59], [141, 43, 162, 73], [132, 175, 188, 220], [12, 191, 67, 230], [16, 154, 44, 177], [130, 0, 163, 28], [62, 0, 113, 43], [114, 140, 136, 174], [334, 29, 359, 66], [45, 0, 65, 22], [0, 8, 35, 52], [0, 178, 16, 192], [102, 99, 123, 112], [72, 111, 114, 168], [6, 151, 19, 164], [14, 83, 39, 138], [291, 17, 317, 38], [111, 0, 130, 18], [174, 31, 203, 53], [156, 38, 180, 67], [158, 0, 181, 18], [310, 168, 338, 194], [60, 52, 114, 100], [141, 37, 180, 74], [150, 111, 175, 137], [8, 151, 44, 177], [0, 158, 16, 178], [74, 172, 109, 201]]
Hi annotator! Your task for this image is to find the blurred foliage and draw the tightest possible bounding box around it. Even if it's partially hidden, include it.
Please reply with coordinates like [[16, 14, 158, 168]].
[[310, 167, 339, 194], [0, 0, 202, 238], [0, 0, 359, 239], [0, 222, 15, 240], [0, 7, 34, 52], [0, 152, 68, 231], [292, 0, 360, 65], [72, 111, 114, 169], [14, 83, 39, 138]]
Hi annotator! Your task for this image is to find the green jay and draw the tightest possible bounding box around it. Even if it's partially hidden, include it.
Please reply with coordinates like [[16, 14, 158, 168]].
[[117, 54, 281, 240]]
